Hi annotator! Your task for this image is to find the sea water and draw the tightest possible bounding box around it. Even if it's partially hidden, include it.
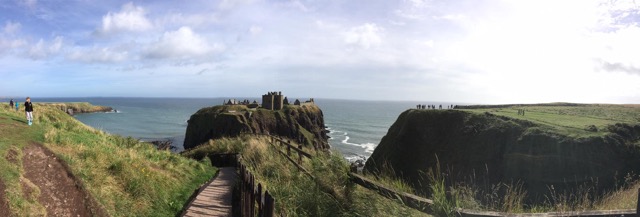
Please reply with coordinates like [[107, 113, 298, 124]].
[[36, 97, 451, 161]]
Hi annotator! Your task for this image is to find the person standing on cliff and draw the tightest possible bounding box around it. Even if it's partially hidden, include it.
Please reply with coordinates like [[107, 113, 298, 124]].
[[25, 97, 34, 126], [9, 99, 14, 109], [15, 101, 19, 112]]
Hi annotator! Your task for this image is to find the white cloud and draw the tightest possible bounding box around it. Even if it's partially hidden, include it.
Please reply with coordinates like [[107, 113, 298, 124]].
[[219, 0, 255, 11], [591, 25, 640, 75], [343, 23, 383, 49], [144, 26, 223, 61], [3, 21, 21, 35], [68, 46, 129, 63], [276, 0, 309, 12], [0, 22, 26, 55], [249, 25, 263, 35], [159, 13, 220, 28], [27, 36, 63, 60], [407, 0, 431, 9], [20, 0, 37, 8], [96, 2, 153, 35], [432, 14, 466, 21], [0, 38, 26, 55]]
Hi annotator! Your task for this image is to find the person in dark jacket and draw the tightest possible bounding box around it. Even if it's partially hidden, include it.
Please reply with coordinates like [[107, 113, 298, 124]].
[[9, 99, 14, 108], [25, 97, 33, 126]]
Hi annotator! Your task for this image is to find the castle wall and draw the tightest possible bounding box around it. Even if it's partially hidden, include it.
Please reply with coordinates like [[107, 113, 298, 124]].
[[274, 95, 284, 110], [262, 94, 274, 110]]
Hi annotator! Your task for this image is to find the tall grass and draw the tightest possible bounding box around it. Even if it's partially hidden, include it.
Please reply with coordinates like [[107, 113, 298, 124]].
[[415, 159, 638, 214], [426, 157, 459, 217], [0, 103, 217, 216], [183, 135, 431, 216]]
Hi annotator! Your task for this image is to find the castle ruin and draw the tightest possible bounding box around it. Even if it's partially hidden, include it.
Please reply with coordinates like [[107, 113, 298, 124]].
[[223, 91, 313, 110], [262, 91, 284, 110]]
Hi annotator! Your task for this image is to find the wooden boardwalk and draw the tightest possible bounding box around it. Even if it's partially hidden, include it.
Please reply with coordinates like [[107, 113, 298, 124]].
[[182, 167, 237, 217]]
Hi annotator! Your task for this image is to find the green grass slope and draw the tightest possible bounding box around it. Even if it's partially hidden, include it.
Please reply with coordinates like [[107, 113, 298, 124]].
[[0, 103, 216, 216]]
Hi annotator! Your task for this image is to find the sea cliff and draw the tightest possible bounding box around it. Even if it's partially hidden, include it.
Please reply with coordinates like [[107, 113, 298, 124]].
[[183, 104, 329, 150], [365, 107, 640, 201]]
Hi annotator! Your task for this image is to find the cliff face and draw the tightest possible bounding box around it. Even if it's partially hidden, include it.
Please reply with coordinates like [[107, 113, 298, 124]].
[[183, 104, 329, 150], [365, 109, 640, 200]]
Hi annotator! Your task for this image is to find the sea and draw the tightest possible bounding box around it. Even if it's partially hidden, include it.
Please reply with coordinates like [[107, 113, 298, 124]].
[[34, 97, 453, 162]]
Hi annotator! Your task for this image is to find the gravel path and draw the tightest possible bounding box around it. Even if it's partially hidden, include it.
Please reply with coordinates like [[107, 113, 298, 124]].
[[182, 167, 237, 217]]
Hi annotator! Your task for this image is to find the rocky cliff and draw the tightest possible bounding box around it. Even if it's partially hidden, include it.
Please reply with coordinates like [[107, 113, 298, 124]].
[[183, 104, 329, 150], [365, 109, 640, 201]]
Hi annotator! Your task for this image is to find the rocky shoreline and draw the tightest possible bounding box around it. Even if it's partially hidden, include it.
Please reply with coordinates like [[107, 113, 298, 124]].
[[42, 102, 114, 115]]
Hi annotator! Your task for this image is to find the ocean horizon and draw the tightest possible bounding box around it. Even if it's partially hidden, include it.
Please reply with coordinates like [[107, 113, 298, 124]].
[[18, 97, 463, 161]]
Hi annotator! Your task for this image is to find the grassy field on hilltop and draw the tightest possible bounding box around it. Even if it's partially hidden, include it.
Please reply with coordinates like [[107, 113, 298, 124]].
[[460, 104, 640, 138], [183, 135, 431, 217], [0, 103, 216, 216]]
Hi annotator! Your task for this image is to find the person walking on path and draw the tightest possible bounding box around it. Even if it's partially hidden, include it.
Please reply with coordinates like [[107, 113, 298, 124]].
[[25, 97, 34, 126], [9, 99, 14, 109]]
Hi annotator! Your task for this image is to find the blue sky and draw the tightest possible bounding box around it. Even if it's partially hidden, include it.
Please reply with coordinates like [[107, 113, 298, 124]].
[[1, 0, 639, 103]]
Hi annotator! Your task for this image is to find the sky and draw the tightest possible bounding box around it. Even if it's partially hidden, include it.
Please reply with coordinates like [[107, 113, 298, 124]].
[[1, 0, 639, 103]]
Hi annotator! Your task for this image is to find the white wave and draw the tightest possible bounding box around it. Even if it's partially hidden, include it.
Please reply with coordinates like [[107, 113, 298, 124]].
[[106, 109, 122, 113], [362, 143, 376, 153], [344, 155, 367, 163], [341, 136, 377, 153], [341, 136, 352, 145]]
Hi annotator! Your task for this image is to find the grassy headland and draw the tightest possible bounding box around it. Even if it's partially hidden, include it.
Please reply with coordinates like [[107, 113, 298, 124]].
[[0, 103, 216, 216], [366, 103, 640, 214], [184, 103, 328, 150], [41, 102, 114, 113]]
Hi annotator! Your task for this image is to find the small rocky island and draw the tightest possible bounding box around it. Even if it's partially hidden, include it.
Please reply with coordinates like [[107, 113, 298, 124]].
[[183, 91, 329, 150]]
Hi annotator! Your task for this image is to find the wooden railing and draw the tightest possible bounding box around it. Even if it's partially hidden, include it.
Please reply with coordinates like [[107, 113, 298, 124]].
[[237, 160, 275, 217], [270, 136, 312, 164], [348, 172, 434, 213], [203, 153, 276, 217]]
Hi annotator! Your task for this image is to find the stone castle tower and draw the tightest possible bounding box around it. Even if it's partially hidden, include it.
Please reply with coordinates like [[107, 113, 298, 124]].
[[262, 91, 284, 110]]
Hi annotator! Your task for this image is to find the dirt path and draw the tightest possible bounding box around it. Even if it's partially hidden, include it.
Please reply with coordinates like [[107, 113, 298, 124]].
[[0, 179, 9, 217], [182, 167, 237, 217], [22, 143, 104, 217]]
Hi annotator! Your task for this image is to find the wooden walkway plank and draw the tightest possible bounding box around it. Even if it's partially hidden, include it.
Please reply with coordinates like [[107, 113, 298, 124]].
[[182, 167, 237, 217]]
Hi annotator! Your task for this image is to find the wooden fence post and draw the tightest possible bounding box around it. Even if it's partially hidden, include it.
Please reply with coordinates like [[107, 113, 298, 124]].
[[298, 144, 303, 164], [264, 191, 275, 217], [250, 173, 256, 217], [244, 169, 249, 217], [637, 187, 640, 214], [241, 169, 246, 217], [257, 184, 263, 217]]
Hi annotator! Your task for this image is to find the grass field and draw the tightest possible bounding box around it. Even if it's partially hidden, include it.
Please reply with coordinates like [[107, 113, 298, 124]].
[[0, 103, 216, 216], [461, 104, 640, 138]]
